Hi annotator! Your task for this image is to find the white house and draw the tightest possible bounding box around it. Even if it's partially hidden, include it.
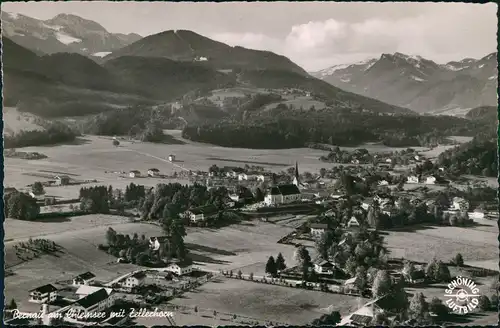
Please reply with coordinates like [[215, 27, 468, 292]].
[[165, 260, 194, 276], [238, 173, 248, 181], [425, 176, 436, 185], [339, 297, 388, 326], [385, 158, 392, 163], [310, 223, 328, 237], [54, 175, 70, 186], [168, 155, 175, 162], [344, 277, 360, 294], [147, 168, 160, 177], [264, 184, 301, 206], [185, 205, 218, 223], [406, 175, 419, 184], [314, 260, 335, 275], [256, 175, 266, 182], [123, 272, 146, 289], [72, 272, 96, 286], [378, 180, 389, 186], [29, 284, 58, 304], [70, 288, 115, 314], [129, 170, 141, 178]]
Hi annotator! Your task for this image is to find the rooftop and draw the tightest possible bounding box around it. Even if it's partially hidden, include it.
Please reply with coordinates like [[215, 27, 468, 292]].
[[75, 288, 109, 309], [74, 271, 96, 281], [310, 223, 328, 229], [29, 284, 57, 294], [129, 271, 147, 280]]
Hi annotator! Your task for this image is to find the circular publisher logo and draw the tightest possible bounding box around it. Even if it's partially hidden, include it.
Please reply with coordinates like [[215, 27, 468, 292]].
[[444, 276, 480, 314]]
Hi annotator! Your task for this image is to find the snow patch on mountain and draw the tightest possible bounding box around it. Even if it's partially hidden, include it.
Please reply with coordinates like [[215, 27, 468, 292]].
[[92, 52, 112, 58], [55, 32, 82, 45]]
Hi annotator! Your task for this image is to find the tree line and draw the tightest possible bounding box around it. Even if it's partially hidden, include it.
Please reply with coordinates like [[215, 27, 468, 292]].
[[181, 107, 485, 149], [4, 123, 77, 148]]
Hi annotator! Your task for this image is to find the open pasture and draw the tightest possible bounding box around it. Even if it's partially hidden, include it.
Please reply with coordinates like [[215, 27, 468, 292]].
[[383, 221, 497, 268], [169, 277, 363, 325]]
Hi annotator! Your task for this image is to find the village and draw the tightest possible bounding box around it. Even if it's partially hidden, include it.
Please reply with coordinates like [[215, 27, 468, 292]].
[[4, 137, 499, 326]]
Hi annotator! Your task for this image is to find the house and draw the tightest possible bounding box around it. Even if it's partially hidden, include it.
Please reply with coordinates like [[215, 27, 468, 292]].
[[238, 173, 248, 181], [185, 205, 219, 223], [264, 184, 301, 206], [361, 200, 372, 211], [406, 175, 419, 184], [424, 176, 436, 184], [29, 284, 58, 303], [314, 260, 335, 275], [147, 168, 160, 177], [403, 269, 425, 284], [344, 277, 360, 294], [346, 217, 360, 228], [452, 197, 470, 211], [229, 194, 241, 202], [378, 180, 389, 186], [339, 296, 391, 326], [149, 236, 169, 250], [55, 175, 70, 186], [468, 210, 485, 220], [75, 286, 114, 299], [129, 170, 141, 178], [310, 223, 328, 237], [71, 288, 115, 314], [168, 155, 175, 162], [72, 272, 96, 286], [165, 259, 194, 276], [256, 174, 266, 182], [123, 272, 146, 289], [385, 158, 392, 163]]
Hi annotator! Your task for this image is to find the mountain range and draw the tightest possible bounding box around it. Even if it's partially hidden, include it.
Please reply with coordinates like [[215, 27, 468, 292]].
[[1, 11, 141, 56], [2, 20, 411, 119], [311, 52, 498, 114]]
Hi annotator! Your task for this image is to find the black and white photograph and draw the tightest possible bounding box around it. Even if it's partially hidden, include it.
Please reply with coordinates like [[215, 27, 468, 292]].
[[1, 1, 498, 326]]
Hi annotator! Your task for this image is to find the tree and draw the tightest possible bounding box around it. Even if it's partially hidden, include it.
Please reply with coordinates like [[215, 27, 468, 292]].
[[345, 256, 358, 277], [408, 292, 428, 321], [106, 227, 117, 246], [7, 299, 17, 310], [478, 295, 491, 311], [429, 297, 448, 316], [265, 256, 278, 277], [135, 252, 149, 266], [372, 270, 392, 299], [237, 270, 243, 279], [294, 246, 312, 269], [312, 311, 341, 325], [355, 266, 368, 291], [275, 252, 287, 271], [489, 294, 498, 308], [453, 253, 464, 266], [249, 272, 254, 281], [32, 182, 45, 195], [315, 230, 335, 260], [254, 188, 265, 202], [4, 192, 40, 220], [112, 139, 120, 147], [371, 312, 389, 326]]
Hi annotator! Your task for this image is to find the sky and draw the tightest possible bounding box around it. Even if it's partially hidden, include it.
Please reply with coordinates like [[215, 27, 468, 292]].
[[2, 2, 498, 71]]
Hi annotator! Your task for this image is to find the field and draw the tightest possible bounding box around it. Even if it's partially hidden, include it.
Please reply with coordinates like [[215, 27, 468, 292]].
[[3, 106, 45, 136], [168, 278, 362, 325], [4, 214, 300, 313], [383, 218, 497, 268]]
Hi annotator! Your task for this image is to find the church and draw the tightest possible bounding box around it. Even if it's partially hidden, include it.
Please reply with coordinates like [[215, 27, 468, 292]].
[[264, 162, 302, 206]]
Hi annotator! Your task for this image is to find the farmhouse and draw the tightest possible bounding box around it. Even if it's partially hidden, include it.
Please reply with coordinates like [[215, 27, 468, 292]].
[[71, 288, 115, 314], [406, 175, 419, 184], [29, 284, 58, 304], [75, 286, 114, 298], [425, 176, 436, 184], [129, 170, 141, 178], [184, 204, 219, 223], [339, 296, 391, 326], [165, 259, 194, 276], [310, 223, 328, 237], [147, 168, 160, 177], [55, 175, 70, 186], [264, 184, 301, 206], [123, 272, 146, 289], [72, 272, 96, 286], [314, 260, 335, 275]]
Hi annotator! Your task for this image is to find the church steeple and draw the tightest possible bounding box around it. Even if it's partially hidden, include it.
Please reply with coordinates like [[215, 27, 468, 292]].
[[293, 161, 300, 187]]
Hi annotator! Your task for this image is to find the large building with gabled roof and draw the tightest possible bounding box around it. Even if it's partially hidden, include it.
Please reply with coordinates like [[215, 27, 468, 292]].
[[264, 184, 301, 206]]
